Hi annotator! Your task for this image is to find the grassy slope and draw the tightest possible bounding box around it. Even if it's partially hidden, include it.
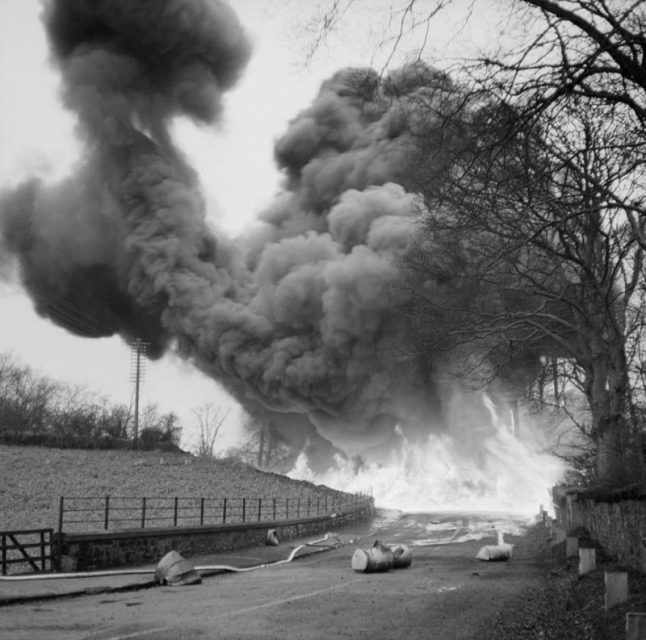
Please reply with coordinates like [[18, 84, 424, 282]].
[[0, 444, 343, 532]]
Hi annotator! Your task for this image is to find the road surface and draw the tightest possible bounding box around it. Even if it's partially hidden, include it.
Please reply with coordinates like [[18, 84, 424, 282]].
[[1, 511, 550, 640]]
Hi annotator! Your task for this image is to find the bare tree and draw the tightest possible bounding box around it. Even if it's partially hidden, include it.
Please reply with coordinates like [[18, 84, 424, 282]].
[[304, 0, 646, 488], [99, 402, 133, 440], [300, 0, 456, 67], [193, 403, 229, 458], [408, 81, 646, 486], [0, 356, 60, 436], [137, 404, 183, 450], [225, 411, 297, 471]]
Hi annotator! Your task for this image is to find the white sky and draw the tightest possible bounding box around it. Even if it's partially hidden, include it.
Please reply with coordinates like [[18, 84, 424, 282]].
[[0, 0, 504, 452]]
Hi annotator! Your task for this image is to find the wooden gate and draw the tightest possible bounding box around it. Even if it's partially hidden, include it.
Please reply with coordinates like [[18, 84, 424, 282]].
[[0, 528, 54, 575]]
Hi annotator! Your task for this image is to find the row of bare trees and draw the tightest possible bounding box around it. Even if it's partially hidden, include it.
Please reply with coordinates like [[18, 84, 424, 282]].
[[0, 352, 181, 450], [0, 352, 277, 463], [308, 0, 646, 488]]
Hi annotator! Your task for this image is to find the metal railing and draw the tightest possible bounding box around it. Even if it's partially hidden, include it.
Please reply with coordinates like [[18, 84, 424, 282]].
[[58, 492, 372, 534]]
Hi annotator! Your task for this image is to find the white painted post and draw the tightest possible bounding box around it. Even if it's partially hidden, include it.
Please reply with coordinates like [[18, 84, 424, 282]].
[[579, 548, 596, 575], [626, 613, 646, 640], [604, 571, 628, 610], [566, 536, 579, 558]]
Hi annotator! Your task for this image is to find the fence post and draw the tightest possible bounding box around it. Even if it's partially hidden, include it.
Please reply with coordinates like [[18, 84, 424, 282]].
[[297, 498, 301, 518], [40, 530, 46, 572], [317, 497, 320, 515], [141, 497, 147, 528], [273, 498, 277, 521], [56, 496, 65, 572], [58, 496, 65, 538], [104, 495, 110, 530], [2, 534, 6, 576], [200, 498, 205, 526], [286, 498, 289, 520], [222, 498, 227, 524], [173, 497, 179, 526], [258, 498, 262, 522], [325, 495, 328, 514], [308, 497, 311, 516], [242, 498, 247, 523]]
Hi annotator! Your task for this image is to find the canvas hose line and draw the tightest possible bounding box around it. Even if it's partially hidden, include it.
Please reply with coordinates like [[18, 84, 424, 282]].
[[0, 533, 342, 582]]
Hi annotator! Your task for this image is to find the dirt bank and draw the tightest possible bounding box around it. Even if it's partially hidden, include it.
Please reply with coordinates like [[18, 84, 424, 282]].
[[1, 444, 347, 532], [479, 524, 646, 640]]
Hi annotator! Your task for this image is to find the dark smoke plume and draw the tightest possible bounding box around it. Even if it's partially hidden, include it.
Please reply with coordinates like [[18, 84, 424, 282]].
[[0, 1, 501, 465], [1, 0, 251, 356]]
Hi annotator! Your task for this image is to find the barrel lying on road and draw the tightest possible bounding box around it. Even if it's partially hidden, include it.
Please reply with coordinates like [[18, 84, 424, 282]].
[[351, 541, 412, 572]]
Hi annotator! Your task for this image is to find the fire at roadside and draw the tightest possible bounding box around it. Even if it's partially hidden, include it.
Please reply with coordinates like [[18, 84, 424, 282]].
[[0, 0, 565, 512]]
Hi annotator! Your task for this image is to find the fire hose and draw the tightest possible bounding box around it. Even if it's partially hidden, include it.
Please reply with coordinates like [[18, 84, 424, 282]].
[[0, 533, 342, 582], [196, 533, 342, 574]]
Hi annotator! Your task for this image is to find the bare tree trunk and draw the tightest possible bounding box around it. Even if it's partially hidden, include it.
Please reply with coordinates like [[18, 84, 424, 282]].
[[551, 357, 559, 404], [595, 418, 631, 487], [589, 336, 642, 487], [510, 398, 520, 438]]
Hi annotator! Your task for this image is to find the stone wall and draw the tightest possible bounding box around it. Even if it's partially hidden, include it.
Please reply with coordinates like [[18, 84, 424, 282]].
[[55, 502, 374, 571], [553, 489, 646, 571]]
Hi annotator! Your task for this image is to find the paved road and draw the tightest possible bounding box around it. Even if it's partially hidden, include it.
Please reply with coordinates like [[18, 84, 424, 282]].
[[1, 511, 549, 640]]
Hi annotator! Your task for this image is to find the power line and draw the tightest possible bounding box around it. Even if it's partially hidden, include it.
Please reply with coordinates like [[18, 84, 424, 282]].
[[30, 283, 115, 337]]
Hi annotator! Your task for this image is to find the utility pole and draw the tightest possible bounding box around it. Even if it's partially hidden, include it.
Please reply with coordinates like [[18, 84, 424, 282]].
[[130, 339, 150, 448], [257, 423, 266, 468]]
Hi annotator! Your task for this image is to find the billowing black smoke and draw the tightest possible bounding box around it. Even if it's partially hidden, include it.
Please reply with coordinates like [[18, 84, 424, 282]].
[[0, 0, 497, 467], [1, 0, 252, 356]]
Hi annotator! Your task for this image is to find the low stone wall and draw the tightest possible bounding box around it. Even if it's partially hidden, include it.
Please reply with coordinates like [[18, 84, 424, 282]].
[[55, 502, 374, 571], [553, 489, 646, 571]]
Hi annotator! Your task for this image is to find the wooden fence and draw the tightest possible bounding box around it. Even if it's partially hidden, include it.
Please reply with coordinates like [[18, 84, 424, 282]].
[[1, 528, 54, 575]]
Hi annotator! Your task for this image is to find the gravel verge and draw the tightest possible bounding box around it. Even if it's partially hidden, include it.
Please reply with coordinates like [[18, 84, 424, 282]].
[[478, 523, 646, 639]]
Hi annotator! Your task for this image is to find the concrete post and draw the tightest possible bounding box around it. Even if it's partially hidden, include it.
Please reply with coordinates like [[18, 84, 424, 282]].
[[566, 536, 579, 558], [579, 548, 596, 575], [626, 613, 646, 640], [604, 571, 628, 610]]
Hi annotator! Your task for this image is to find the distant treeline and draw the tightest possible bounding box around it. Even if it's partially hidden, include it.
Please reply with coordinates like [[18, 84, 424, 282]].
[[0, 352, 182, 451]]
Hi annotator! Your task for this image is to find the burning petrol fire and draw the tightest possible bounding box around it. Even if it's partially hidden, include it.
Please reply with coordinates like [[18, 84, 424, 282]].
[[289, 394, 564, 516], [0, 0, 565, 495]]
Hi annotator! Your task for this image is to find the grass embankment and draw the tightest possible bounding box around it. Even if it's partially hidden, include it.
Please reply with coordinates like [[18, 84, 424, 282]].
[[0, 444, 345, 532]]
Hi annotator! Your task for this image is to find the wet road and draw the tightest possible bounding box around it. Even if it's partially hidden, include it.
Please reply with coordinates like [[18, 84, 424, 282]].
[[1, 511, 547, 640]]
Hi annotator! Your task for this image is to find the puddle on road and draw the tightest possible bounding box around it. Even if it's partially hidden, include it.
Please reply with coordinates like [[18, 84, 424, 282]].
[[396, 511, 530, 547], [436, 584, 461, 593], [362, 508, 405, 536], [360, 508, 530, 548]]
